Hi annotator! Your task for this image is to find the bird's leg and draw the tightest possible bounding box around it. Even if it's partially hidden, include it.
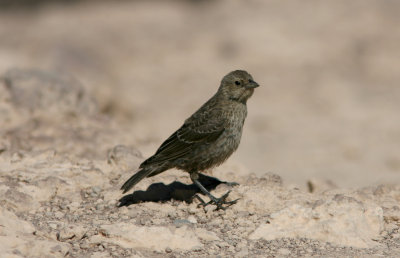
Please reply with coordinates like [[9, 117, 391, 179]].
[[190, 172, 238, 210]]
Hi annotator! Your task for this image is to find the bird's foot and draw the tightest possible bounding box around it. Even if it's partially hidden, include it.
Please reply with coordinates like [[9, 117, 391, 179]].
[[195, 190, 239, 211]]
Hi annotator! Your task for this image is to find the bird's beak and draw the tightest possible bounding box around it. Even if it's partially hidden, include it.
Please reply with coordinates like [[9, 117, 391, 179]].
[[246, 80, 259, 89]]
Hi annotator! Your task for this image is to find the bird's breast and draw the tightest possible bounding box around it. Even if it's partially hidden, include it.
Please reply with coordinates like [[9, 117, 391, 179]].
[[224, 103, 247, 131], [215, 103, 248, 155]]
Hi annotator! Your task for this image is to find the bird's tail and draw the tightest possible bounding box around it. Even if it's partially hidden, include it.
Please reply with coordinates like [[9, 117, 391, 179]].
[[120, 168, 155, 194]]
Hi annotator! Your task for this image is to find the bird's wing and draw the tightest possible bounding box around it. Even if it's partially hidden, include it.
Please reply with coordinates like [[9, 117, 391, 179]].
[[140, 108, 225, 167]]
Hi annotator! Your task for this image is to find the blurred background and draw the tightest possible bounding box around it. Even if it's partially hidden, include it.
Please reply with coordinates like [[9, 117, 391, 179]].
[[1, 0, 399, 188]]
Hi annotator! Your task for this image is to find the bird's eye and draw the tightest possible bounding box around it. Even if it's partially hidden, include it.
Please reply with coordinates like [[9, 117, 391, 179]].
[[249, 79, 253, 83], [235, 81, 241, 85]]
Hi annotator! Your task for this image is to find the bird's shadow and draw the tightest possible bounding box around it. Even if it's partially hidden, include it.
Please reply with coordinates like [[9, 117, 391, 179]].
[[118, 174, 230, 207]]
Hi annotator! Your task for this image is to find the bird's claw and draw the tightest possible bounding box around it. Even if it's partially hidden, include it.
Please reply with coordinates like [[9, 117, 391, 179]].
[[195, 190, 239, 211]]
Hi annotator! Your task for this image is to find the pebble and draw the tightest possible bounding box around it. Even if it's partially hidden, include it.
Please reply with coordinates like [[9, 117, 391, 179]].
[[11, 152, 23, 162], [96, 204, 105, 210], [192, 246, 203, 252], [80, 242, 90, 249], [278, 248, 291, 255], [188, 206, 197, 214], [187, 215, 197, 224], [68, 202, 80, 211], [92, 186, 101, 195], [216, 242, 230, 248], [49, 223, 58, 230], [107, 200, 117, 206], [235, 248, 249, 257], [72, 242, 80, 251], [90, 192, 98, 198], [173, 219, 191, 228], [54, 211, 64, 219], [204, 205, 214, 213], [119, 206, 129, 214], [221, 227, 229, 233], [392, 233, 400, 239]]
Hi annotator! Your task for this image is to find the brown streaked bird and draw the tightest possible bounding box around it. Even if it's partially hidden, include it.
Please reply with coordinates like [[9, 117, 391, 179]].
[[121, 70, 259, 209]]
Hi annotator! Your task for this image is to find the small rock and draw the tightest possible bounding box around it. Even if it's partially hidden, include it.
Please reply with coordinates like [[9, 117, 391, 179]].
[[392, 233, 400, 239], [187, 215, 197, 224], [235, 247, 249, 257], [58, 224, 86, 241], [49, 223, 58, 230], [307, 178, 337, 193], [68, 202, 80, 211], [216, 242, 230, 249], [217, 209, 225, 216], [173, 219, 192, 228], [11, 152, 23, 162], [237, 211, 250, 217], [54, 211, 64, 219], [188, 206, 197, 214], [99, 223, 202, 251], [90, 192, 98, 198], [119, 206, 129, 214], [92, 186, 101, 194], [167, 211, 177, 218], [96, 204, 105, 210], [177, 203, 187, 211], [110, 213, 118, 220], [278, 248, 291, 255], [80, 241, 90, 249], [50, 245, 63, 253], [72, 242, 80, 251], [221, 227, 229, 233], [195, 228, 221, 241], [191, 246, 203, 251], [107, 200, 117, 207]]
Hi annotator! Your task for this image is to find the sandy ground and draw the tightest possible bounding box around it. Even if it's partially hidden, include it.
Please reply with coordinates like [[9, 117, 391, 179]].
[[1, 1, 400, 257]]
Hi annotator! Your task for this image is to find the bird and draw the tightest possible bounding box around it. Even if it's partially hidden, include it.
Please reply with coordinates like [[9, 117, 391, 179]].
[[121, 70, 259, 210]]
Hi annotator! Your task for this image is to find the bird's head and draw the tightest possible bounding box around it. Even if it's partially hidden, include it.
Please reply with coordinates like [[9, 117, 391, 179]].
[[218, 70, 259, 104]]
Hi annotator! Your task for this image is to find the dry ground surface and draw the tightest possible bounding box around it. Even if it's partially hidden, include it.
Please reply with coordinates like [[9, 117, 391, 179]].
[[1, 1, 400, 257]]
